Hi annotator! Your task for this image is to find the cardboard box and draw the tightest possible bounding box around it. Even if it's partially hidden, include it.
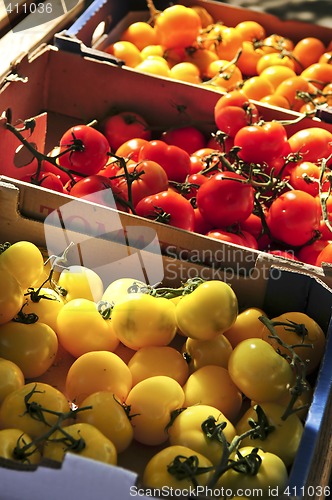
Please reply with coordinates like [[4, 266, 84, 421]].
[[55, 0, 332, 99], [0, 42, 332, 291], [0, 43, 332, 288], [0, 177, 332, 499]]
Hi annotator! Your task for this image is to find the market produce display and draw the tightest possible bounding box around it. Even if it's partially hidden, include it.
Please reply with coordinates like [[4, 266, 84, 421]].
[[102, 2, 332, 115], [4, 89, 332, 267], [0, 239, 328, 498]]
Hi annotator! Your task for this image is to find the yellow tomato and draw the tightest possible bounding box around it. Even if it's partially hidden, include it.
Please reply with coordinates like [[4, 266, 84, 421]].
[[76, 391, 134, 453], [65, 350, 132, 405], [43, 422, 117, 465], [0, 428, 41, 465], [223, 307, 268, 348], [262, 311, 326, 375], [0, 382, 70, 439], [143, 444, 213, 490], [167, 404, 236, 465], [125, 375, 185, 446], [57, 265, 104, 302], [0, 320, 58, 378], [111, 293, 177, 350], [0, 358, 25, 405], [217, 446, 288, 497], [175, 280, 238, 340], [228, 338, 294, 403], [236, 402, 303, 466], [183, 365, 243, 422], [128, 345, 189, 386], [183, 333, 233, 371]]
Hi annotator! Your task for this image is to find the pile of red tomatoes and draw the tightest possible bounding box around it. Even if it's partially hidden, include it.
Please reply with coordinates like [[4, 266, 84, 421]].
[[18, 89, 332, 268]]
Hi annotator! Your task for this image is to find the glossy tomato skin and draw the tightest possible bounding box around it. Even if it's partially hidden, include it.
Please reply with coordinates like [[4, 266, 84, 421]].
[[154, 5, 202, 49], [176, 280, 238, 341], [262, 311, 326, 375], [76, 391, 134, 453], [214, 90, 259, 137], [206, 229, 246, 246], [0, 358, 25, 405], [58, 125, 110, 176], [288, 127, 332, 162], [196, 171, 255, 227], [0, 241, 44, 290], [0, 320, 58, 378], [234, 121, 288, 164], [266, 190, 321, 246], [0, 268, 24, 325], [111, 294, 177, 350], [160, 126, 207, 155], [135, 190, 195, 231], [138, 140, 191, 183], [228, 338, 294, 403], [125, 375, 185, 446], [102, 111, 151, 152], [115, 160, 169, 207]]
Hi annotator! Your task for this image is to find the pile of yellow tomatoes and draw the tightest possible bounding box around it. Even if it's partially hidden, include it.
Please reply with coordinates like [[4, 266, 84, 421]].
[[104, 2, 332, 115], [0, 240, 327, 498]]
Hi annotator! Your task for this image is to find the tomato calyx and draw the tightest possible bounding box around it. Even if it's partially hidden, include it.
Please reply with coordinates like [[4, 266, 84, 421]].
[[12, 384, 93, 462], [0, 241, 11, 255], [97, 300, 113, 320], [13, 303, 39, 324], [167, 454, 214, 487], [231, 448, 262, 476]]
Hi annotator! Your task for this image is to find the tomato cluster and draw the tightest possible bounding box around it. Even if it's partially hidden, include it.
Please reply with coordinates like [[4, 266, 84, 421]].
[[103, 3, 332, 114], [0, 241, 327, 494], [13, 95, 332, 267]]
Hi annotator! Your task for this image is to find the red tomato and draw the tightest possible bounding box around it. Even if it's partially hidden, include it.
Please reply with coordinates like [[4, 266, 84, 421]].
[[316, 242, 332, 266], [193, 207, 214, 234], [214, 90, 259, 138], [115, 138, 149, 162], [68, 175, 128, 211], [58, 125, 110, 176], [289, 161, 326, 196], [22, 172, 64, 193], [266, 190, 321, 246], [297, 239, 330, 265], [135, 190, 195, 231], [102, 111, 152, 152], [288, 127, 332, 163], [234, 121, 288, 164], [196, 171, 255, 227], [160, 126, 207, 155], [206, 230, 246, 246], [115, 160, 169, 207], [240, 213, 263, 240], [138, 140, 191, 182]]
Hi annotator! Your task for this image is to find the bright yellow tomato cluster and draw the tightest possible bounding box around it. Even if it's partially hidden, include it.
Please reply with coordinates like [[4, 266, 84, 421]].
[[103, 4, 332, 113], [0, 240, 327, 495]]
